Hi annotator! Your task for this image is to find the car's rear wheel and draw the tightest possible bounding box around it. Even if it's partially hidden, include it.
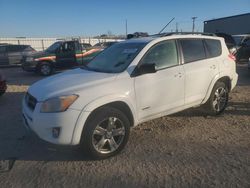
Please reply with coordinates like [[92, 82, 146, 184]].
[[39, 63, 53, 76], [204, 81, 229, 115], [81, 106, 130, 159]]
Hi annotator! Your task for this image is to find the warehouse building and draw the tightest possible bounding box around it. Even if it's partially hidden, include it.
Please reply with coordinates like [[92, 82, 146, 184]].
[[204, 13, 250, 35]]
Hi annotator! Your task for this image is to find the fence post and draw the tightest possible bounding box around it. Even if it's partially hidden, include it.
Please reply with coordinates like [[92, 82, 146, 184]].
[[41, 40, 44, 50]]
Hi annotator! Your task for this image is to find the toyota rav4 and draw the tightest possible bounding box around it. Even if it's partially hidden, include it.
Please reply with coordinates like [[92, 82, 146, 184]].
[[22, 33, 238, 159]]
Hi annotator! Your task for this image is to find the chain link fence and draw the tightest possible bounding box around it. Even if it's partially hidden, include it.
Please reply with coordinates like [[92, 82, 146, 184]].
[[0, 37, 120, 51]]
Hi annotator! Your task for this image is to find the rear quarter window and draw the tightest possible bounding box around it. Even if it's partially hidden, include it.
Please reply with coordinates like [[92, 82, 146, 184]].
[[180, 39, 206, 63], [204, 39, 222, 58]]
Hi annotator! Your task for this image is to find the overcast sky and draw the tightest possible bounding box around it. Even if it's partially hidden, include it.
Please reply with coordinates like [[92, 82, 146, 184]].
[[0, 0, 249, 37]]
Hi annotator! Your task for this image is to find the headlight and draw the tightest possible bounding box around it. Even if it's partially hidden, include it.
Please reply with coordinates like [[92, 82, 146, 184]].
[[40, 95, 78, 113], [26, 57, 34, 62]]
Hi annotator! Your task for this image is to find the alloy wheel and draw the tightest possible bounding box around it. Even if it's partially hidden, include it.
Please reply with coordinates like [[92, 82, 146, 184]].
[[41, 65, 51, 75], [92, 117, 125, 154], [212, 87, 228, 112]]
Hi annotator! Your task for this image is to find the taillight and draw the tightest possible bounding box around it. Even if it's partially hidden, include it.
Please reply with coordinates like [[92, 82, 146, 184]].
[[228, 54, 236, 61]]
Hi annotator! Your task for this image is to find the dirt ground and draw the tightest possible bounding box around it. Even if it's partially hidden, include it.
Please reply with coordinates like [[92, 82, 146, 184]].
[[0, 64, 249, 188]]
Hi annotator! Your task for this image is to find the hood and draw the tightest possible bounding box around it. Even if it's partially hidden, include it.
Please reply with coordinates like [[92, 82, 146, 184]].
[[28, 68, 117, 101]]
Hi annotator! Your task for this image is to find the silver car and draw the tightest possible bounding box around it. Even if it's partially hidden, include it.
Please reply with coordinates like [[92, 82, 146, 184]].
[[0, 44, 35, 66]]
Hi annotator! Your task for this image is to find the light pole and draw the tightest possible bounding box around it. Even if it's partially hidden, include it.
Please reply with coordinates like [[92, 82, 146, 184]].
[[192, 17, 197, 32]]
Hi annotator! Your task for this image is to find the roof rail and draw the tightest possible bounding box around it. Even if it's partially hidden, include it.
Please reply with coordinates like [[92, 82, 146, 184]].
[[150, 32, 216, 37]]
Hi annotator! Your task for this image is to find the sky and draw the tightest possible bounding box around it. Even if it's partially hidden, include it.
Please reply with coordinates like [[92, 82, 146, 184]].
[[0, 0, 249, 37]]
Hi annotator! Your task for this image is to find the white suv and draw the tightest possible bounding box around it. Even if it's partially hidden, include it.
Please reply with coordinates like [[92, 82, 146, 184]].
[[22, 33, 238, 159]]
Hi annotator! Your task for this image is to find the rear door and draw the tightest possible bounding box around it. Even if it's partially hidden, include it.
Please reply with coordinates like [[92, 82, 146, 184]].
[[179, 38, 220, 105], [56, 41, 77, 68], [7, 45, 23, 65]]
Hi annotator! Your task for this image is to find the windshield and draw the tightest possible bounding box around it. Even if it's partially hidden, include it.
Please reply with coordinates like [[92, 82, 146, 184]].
[[83, 42, 147, 73], [46, 42, 62, 52]]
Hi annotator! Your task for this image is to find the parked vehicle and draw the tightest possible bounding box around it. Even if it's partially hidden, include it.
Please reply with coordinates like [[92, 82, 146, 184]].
[[0, 44, 35, 66], [214, 33, 237, 54], [81, 43, 92, 51], [22, 33, 238, 159], [93, 41, 117, 48], [22, 40, 102, 76], [0, 71, 7, 96], [233, 35, 250, 62]]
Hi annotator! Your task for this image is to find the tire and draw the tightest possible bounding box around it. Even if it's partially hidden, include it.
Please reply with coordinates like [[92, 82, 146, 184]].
[[0, 91, 5, 96], [80, 106, 130, 159], [39, 63, 53, 76], [204, 81, 229, 115]]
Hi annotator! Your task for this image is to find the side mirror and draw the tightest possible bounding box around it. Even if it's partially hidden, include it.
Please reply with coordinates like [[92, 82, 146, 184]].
[[139, 63, 157, 74], [131, 63, 157, 77]]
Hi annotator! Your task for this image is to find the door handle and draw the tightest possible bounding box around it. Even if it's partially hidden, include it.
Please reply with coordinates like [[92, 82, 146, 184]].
[[174, 72, 182, 78]]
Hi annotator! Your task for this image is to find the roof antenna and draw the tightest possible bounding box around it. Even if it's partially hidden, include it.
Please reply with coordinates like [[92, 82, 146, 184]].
[[158, 17, 175, 34]]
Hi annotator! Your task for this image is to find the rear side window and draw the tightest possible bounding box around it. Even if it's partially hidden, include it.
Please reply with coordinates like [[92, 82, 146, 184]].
[[205, 39, 222, 58], [7, 45, 23, 52], [180, 39, 206, 63]]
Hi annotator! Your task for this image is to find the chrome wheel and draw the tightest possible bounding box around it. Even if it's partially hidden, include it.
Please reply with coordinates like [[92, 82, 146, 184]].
[[212, 87, 228, 112], [92, 117, 125, 154], [40, 64, 51, 75]]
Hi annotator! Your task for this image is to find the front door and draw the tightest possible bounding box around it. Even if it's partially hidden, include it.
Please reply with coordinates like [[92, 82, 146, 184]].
[[56, 41, 77, 69], [134, 40, 184, 120]]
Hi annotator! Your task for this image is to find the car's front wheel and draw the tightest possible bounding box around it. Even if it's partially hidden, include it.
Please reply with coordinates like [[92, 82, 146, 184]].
[[39, 63, 53, 76], [81, 106, 130, 159], [204, 81, 229, 115]]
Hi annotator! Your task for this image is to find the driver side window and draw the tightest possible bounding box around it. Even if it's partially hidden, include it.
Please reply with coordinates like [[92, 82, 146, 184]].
[[59, 42, 75, 53], [140, 40, 179, 70]]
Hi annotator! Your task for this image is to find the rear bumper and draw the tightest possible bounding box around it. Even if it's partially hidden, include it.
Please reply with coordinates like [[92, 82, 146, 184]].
[[231, 73, 238, 91]]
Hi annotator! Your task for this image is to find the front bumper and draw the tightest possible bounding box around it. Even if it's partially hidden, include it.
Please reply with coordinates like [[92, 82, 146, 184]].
[[22, 98, 82, 145]]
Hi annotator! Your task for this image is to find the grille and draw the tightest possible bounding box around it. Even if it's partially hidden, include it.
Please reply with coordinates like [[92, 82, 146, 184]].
[[25, 93, 37, 111]]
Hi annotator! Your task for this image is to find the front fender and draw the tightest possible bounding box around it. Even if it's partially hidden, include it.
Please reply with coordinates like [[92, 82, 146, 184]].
[[71, 94, 137, 145]]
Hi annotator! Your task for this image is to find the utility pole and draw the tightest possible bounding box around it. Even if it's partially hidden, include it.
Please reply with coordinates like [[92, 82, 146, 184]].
[[192, 17, 197, 32], [175, 22, 179, 32]]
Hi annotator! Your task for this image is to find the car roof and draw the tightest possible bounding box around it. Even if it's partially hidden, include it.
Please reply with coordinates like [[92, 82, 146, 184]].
[[124, 33, 222, 44], [0, 44, 30, 47]]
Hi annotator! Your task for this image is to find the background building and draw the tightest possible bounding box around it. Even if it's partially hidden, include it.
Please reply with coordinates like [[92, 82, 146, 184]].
[[204, 13, 250, 35]]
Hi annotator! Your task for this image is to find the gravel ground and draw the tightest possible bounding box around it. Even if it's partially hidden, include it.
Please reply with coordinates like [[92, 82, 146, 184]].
[[0, 65, 249, 188]]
